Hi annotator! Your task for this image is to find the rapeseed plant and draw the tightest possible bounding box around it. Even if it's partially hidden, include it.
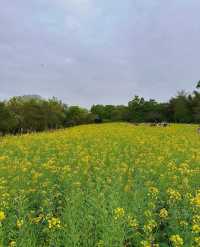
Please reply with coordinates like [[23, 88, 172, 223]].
[[0, 123, 199, 246]]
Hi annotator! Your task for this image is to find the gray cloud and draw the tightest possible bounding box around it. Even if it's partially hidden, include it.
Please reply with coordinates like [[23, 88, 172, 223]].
[[0, 0, 200, 107]]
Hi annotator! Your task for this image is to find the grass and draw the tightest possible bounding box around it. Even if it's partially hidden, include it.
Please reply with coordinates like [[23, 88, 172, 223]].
[[0, 123, 200, 247]]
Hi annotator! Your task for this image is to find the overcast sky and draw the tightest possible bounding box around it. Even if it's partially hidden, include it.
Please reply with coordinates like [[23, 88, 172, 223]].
[[0, 0, 200, 107]]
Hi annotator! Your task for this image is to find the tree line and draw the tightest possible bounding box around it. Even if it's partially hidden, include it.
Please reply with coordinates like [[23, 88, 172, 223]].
[[0, 82, 200, 135]]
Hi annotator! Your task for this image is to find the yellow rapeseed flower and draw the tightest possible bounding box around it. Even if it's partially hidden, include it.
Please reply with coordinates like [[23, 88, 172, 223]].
[[143, 219, 157, 234], [194, 237, 200, 247], [167, 188, 181, 202], [179, 220, 188, 228], [148, 187, 159, 197], [32, 214, 43, 224], [127, 216, 138, 228], [193, 215, 200, 224], [192, 224, 200, 233], [48, 217, 61, 229], [0, 211, 6, 222], [16, 219, 24, 229], [170, 235, 184, 247], [191, 191, 200, 207], [9, 241, 16, 247], [159, 208, 168, 219], [114, 207, 125, 220]]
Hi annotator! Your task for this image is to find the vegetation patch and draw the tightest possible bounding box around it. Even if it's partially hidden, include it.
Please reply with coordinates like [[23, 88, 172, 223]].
[[0, 123, 199, 246]]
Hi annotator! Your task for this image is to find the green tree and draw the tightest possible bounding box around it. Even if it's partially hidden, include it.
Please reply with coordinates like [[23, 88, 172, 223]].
[[169, 91, 192, 123], [91, 105, 105, 120], [110, 105, 128, 121], [0, 102, 16, 134], [44, 98, 66, 129], [65, 106, 90, 126], [128, 96, 145, 122], [7, 96, 66, 133]]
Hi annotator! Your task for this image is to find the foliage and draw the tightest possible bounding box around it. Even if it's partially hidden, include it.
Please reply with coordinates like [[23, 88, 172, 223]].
[[1, 83, 200, 134], [196, 81, 200, 89], [0, 102, 17, 135], [1, 97, 93, 134]]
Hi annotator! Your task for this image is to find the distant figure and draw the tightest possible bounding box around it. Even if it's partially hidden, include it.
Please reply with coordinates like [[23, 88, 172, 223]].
[[197, 126, 200, 134], [150, 121, 168, 127], [162, 121, 168, 127], [157, 122, 168, 127], [95, 116, 102, 124]]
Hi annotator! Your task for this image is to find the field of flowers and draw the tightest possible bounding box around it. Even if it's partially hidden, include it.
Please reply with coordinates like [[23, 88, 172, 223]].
[[0, 123, 200, 247]]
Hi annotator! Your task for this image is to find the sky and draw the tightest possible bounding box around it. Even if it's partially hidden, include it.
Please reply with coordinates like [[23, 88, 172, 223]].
[[0, 0, 200, 107]]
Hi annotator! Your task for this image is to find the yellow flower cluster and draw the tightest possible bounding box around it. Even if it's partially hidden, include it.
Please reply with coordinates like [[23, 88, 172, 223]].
[[191, 190, 200, 207], [127, 216, 138, 228], [32, 214, 44, 224], [194, 237, 200, 247], [144, 219, 157, 234], [48, 217, 61, 229], [159, 208, 168, 219], [167, 188, 181, 202], [170, 235, 184, 247], [192, 224, 200, 233], [16, 219, 24, 229], [193, 215, 200, 224], [179, 220, 188, 228], [9, 241, 16, 247], [0, 211, 6, 222], [114, 207, 125, 220], [148, 187, 159, 198]]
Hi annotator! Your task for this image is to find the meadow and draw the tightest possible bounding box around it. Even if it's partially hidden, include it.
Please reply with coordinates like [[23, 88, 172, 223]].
[[0, 123, 200, 247]]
